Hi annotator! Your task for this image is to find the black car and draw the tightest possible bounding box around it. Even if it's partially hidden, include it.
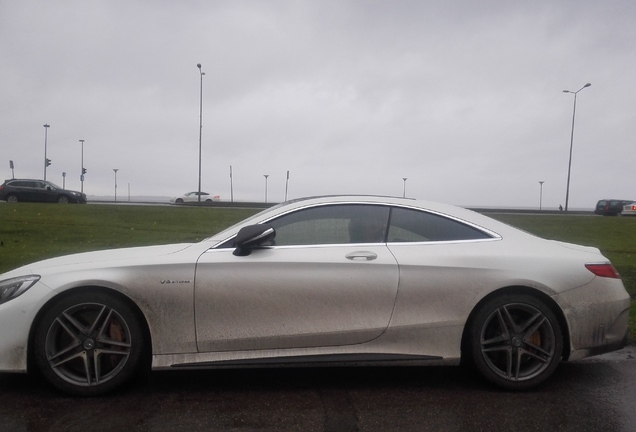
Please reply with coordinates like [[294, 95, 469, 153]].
[[0, 179, 87, 203], [594, 199, 632, 216]]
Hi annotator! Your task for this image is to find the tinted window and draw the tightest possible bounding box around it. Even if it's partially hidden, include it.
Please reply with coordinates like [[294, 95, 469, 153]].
[[267, 204, 390, 246], [387, 207, 491, 242]]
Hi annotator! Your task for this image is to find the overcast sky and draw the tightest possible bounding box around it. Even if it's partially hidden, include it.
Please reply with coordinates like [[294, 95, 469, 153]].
[[2, 1, 634, 208]]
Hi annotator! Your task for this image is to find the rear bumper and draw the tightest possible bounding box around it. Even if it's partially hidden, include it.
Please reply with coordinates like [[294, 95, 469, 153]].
[[555, 278, 631, 361]]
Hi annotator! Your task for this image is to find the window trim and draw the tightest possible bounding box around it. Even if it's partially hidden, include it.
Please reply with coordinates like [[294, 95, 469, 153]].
[[213, 201, 502, 250]]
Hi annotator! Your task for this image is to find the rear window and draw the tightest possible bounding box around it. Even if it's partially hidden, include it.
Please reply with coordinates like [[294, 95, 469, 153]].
[[387, 207, 492, 242]]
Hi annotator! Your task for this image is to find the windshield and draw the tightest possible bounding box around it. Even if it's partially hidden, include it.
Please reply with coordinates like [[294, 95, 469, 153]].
[[46, 182, 63, 190], [201, 198, 312, 242]]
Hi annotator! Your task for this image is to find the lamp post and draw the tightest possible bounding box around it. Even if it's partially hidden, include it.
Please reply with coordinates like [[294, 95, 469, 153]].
[[402, 178, 408, 198], [230, 165, 234, 203], [197, 63, 205, 203], [539, 181, 545, 211], [43, 124, 50, 180], [113, 169, 119, 202], [79, 140, 85, 193], [285, 171, 290, 201], [264, 175, 269, 203], [563, 83, 591, 212]]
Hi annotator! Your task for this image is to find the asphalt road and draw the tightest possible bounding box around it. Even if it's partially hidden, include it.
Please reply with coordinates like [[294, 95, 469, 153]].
[[1, 346, 634, 432]]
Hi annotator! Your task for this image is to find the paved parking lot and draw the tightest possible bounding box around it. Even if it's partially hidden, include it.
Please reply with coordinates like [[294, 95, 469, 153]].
[[1, 346, 634, 431]]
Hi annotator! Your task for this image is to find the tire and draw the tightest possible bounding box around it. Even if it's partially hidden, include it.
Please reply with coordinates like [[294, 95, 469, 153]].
[[175, 198, 183, 204], [57, 195, 69, 204], [469, 294, 563, 390], [6, 194, 18, 203], [33, 291, 145, 396]]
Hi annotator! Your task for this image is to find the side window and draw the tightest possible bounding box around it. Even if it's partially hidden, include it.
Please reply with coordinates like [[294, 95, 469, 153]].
[[267, 204, 390, 246], [387, 207, 492, 242]]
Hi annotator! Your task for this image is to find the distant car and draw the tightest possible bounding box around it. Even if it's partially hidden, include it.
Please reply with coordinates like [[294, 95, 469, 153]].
[[170, 192, 220, 204], [0, 195, 629, 395], [622, 202, 636, 216], [594, 199, 632, 216], [0, 179, 86, 204]]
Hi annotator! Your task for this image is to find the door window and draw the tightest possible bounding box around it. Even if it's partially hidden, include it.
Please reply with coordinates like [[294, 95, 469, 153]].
[[267, 204, 390, 246]]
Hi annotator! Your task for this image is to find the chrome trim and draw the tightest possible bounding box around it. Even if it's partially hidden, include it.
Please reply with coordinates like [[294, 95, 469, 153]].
[[212, 200, 502, 249]]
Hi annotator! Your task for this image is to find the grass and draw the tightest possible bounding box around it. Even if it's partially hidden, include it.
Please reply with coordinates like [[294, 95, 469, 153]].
[[1, 204, 634, 340], [0, 204, 259, 273]]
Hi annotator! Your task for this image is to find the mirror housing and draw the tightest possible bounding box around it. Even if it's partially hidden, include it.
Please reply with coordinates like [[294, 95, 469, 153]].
[[233, 224, 275, 256]]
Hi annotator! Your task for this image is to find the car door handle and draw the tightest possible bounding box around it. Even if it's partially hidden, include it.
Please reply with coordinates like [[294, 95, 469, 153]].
[[345, 251, 378, 261]]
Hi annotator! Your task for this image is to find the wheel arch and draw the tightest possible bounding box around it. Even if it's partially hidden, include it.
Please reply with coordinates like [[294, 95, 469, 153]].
[[460, 286, 571, 363], [26, 285, 153, 374]]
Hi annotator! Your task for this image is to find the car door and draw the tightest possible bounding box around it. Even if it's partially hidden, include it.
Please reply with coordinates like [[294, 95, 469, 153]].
[[16, 181, 39, 202], [34, 181, 56, 202], [194, 204, 399, 352]]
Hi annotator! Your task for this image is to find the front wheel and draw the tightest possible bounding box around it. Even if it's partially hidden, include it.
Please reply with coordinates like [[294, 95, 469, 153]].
[[34, 291, 146, 396], [469, 294, 563, 390]]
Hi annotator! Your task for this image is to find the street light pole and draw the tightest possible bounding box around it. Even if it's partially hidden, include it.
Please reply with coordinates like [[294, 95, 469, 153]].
[[539, 181, 545, 211], [402, 178, 408, 198], [230, 165, 234, 203], [113, 169, 119, 202], [197, 63, 205, 203], [563, 83, 591, 212], [79, 140, 85, 193], [43, 124, 50, 180], [264, 175, 269, 203]]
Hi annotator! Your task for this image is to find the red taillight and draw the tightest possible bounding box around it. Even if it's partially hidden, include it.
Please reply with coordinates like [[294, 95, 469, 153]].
[[585, 263, 621, 279]]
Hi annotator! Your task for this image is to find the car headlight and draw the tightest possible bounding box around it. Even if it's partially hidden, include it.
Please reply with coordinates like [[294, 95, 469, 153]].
[[0, 275, 40, 305]]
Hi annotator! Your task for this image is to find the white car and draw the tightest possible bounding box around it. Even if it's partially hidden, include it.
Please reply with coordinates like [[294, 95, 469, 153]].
[[622, 202, 636, 216], [170, 191, 220, 204], [0, 196, 630, 395]]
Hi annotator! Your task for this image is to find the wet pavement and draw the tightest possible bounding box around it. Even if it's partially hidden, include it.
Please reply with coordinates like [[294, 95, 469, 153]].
[[1, 346, 634, 432]]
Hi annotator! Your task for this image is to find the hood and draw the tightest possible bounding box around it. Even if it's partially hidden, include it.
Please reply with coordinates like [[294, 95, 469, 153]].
[[2, 243, 195, 278]]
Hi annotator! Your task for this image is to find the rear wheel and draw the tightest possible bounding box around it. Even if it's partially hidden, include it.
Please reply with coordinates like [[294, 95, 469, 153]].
[[34, 291, 145, 396], [470, 294, 563, 390], [6, 194, 18, 203]]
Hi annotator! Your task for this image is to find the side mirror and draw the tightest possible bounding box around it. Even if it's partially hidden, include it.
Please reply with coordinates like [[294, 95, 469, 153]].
[[233, 224, 275, 256]]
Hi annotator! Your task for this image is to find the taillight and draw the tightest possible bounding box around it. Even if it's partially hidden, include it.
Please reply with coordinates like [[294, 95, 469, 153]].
[[585, 263, 621, 279]]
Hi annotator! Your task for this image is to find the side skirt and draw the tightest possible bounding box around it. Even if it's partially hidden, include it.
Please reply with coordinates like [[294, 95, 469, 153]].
[[170, 353, 444, 369]]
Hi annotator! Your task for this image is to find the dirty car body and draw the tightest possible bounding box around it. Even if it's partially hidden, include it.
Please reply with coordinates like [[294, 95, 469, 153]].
[[0, 196, 630, 395]]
